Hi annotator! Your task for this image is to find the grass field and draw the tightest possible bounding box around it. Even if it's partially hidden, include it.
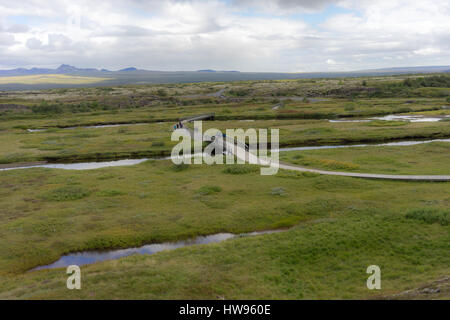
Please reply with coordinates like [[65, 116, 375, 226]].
[[0, 160, 448, 299], [0, 74, 111, 85], [280, 142, 450, 175], [0, 74, 449, 300], [0, 119, 449, 165]]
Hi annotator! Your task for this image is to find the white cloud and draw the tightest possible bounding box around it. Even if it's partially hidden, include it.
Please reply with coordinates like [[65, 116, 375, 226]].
[[6, 24, 30, 33], [232, 0, 337, 14], [26, 37, 42, 49], [0, 0, 449, 71], [413, 48, 441, 56], [0, 33, 15, 46]]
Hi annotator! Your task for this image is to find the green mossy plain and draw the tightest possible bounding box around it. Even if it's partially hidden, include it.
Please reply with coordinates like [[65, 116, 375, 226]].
[[280, 142, 450, 175], [0, 74, 449, 299], [0, 119, 449, 165], [0, 161, 448, 299]]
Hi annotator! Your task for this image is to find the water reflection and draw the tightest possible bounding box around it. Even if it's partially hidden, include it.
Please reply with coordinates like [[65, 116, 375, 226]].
[[329, 114, 447, 123], [32, 230, 282, 271], [276, 139, 450, 152], [2, 139, 449, 172], [0, 159, 150, 171]]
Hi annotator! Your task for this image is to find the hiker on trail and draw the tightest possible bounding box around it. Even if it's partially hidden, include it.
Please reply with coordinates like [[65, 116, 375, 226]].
[[179, 121, 183, 128]]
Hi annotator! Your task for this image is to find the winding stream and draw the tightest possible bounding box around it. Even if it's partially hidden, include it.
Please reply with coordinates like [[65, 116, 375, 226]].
[[330, 114, 449, 123], [2, 138, 449, 171], [27, 122, 150, 132], [0, 159, 150, 171], [275, 138, 450, 152], [31, 229, 282, 271], [26, 113, 449, 132]]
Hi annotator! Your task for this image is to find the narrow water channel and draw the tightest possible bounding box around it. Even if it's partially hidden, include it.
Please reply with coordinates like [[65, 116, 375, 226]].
[[330, 114, 449, 123], [31, 230, 282, 271], [27, 122, 150, 132], [26, 113, 449, 132], [2, 139, 449, 171], [0, 158, 150, 171], [275, 138, 450, 152]]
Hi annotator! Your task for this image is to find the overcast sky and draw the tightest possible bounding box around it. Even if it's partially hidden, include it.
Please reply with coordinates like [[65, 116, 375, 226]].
[[0, 0, 449, 72]]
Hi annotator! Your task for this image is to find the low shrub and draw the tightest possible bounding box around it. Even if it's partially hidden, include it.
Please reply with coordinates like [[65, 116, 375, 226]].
[[98, 190, 126, 197], [196, 185, 222, 195], [152, 141, 165, 147], [171, 163, 189, 172], [271, 187, 287, 196], [405, 208, 449, 226], [222, 165, 259, 175], [41, 186, 90, 201]]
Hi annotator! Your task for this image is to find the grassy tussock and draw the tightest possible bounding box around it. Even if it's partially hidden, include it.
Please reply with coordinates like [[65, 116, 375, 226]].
[[406, 209, 449, 226], [281, 142, 450, 175], [40, 186, 90, 201], [222, 165, 259, 175], [196, 185, 222, 195]]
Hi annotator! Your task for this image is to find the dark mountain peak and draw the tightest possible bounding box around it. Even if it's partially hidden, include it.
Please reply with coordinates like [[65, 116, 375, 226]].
[[119, 67, 138, 72], [56, 64, 80, 73], [55, 64, 99, 73], [28, 67, 53, 74]]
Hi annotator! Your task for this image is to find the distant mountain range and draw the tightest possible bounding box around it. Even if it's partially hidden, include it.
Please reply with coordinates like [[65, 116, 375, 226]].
[[118, 67, 138, 72], [0, 64, 449, 91], [1, 64, 448, 78], [0, 64, 142, 77], [0, 65, 244, 76]]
